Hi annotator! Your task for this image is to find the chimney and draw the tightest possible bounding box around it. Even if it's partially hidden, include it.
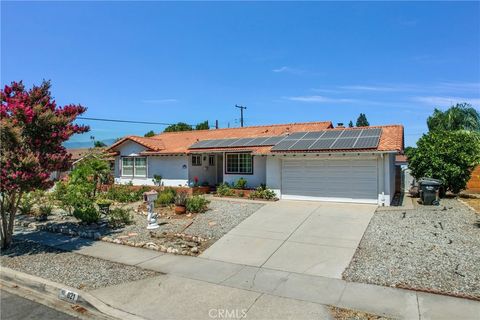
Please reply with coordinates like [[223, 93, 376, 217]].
[[337, 123, 345, 128]]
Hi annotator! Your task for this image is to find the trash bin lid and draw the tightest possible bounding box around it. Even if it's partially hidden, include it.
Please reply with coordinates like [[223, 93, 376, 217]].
[[419, 177, 443, 186]]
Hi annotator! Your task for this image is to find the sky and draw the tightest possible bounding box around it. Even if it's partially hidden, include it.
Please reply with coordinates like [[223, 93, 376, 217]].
[[2, 1, 479, 148]]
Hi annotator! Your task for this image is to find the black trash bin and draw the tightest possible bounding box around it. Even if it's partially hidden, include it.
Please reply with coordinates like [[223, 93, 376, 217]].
[[419, 178, 442, 205]]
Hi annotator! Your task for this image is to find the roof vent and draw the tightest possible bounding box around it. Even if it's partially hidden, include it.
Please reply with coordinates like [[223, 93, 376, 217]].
[[337, 123, 345, 128]]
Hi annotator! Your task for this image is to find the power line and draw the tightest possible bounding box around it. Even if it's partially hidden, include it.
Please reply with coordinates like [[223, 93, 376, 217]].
[[77, 117, 193, 126], [235, 105, 247, 127]]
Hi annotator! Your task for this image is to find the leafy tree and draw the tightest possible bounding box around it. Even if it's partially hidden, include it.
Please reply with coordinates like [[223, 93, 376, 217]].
[[348, 120, 354, 128], [195, 121, 209, 130], [94, 140, 107, 147], [0, 81, 88, 248], [406, 131, 480, 194], [356, 113, 370, 127], [164, 122, 193, 132], [71, 154, 111, 198], [427, 103, 480, 132], [144, 130, 155, 137]]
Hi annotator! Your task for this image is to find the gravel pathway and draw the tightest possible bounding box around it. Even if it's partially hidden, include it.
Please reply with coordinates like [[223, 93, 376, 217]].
[[343, 198, 480, 298], [1, 240, 159, 291]]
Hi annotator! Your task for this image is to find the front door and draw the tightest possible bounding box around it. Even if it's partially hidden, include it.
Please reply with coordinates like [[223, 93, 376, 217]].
[[216, 154, 224, 184]]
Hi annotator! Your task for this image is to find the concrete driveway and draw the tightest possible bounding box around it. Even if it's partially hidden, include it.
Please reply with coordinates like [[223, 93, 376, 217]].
[[200, 200, 376, 279]]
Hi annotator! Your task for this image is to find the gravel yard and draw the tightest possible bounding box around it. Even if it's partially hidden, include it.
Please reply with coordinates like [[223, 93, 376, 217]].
[[1, 240, 159, 290], [15, 199, 263, 256], [343, 198, 480, 298]]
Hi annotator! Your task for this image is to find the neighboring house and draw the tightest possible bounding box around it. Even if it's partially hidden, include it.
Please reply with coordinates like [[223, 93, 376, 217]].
[[51, 148, 114, 180], [106, 121, 404, 206]]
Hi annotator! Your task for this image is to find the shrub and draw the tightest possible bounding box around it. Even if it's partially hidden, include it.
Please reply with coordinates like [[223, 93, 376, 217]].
[[105, 185, 147, 203], [234, 178, 248, 189], [217, 183, 234, 196], [249, 186, 277, 200], [175, 192, 188, 206], [153, 175, 162, 186], [18, 193, 34, 215], [156, 191, 175, 207], [38, 204, 53, 216], [108, 207, 133, 227], [73, 200, 101, 224], [186, 196, 210, 213]]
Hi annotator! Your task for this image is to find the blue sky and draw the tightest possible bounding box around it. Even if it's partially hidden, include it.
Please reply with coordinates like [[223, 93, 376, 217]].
[[2, 1, 479, 147]]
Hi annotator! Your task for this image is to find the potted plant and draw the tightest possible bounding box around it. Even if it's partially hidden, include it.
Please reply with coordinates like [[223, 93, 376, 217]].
[[96, 198, 113, 215], [152, 174, 162, 187], [174, 192, 188, 214]]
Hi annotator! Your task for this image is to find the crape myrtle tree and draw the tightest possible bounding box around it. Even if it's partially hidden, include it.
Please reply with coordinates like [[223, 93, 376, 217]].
[[0, 81, 89, 248]]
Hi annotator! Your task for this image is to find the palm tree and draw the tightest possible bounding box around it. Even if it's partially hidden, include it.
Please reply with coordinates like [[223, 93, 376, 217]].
[[427, 103, 480, 132]]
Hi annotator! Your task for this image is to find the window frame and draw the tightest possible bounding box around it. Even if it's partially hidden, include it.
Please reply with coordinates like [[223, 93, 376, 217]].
[[208, 155, 215, 166], [225, 152, 254, 175], [192, 154, 202, 166], [121, 156, 147, 178]]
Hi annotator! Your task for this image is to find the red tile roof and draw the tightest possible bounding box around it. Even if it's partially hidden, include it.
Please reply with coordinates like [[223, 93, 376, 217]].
[[107, 122, 404, 155]]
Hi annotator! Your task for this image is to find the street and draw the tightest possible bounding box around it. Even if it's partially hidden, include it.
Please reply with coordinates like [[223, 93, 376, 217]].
[[1, 290, 77, 320]]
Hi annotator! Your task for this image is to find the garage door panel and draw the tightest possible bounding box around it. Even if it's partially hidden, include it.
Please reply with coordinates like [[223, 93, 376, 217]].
[[281, 159, 378, 201]]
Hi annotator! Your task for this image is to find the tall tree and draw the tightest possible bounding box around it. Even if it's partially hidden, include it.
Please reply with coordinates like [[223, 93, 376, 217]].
[[0, 81, 88, 248], [163, 122, 193, 132], [196, 120, 209, 130], [348, 120, 354, 128], [144, 130, 155, 137], [427, 103, 480, 132], [94, 140, 107, 147], [356, 113, 370, 127]]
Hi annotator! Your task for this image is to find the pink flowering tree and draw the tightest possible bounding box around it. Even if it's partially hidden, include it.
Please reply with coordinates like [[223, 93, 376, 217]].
[[0, 81, 89, 248]]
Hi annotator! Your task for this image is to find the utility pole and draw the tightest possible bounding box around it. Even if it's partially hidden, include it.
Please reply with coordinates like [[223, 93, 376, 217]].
[[235, 105, 247, 127]]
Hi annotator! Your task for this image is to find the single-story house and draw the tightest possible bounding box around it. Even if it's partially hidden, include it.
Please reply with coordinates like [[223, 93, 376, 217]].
[[106, 121, 404, 206]]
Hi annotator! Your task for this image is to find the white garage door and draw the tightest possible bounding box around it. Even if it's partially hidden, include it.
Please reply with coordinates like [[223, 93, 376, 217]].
[[281, 158, 378, 203]]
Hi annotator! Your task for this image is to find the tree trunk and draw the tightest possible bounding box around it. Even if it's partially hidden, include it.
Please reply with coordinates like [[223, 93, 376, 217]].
[[0, 191, 21, 249]]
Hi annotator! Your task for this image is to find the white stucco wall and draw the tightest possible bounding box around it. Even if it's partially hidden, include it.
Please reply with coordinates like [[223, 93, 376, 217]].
[[113, 141, 189, 186], [266, 156, 282, 197], [223, 155, 267, 188]]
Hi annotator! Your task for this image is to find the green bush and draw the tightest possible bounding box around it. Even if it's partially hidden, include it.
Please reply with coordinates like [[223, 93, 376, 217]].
[[186, 196, 210, 213], [175, 192, 188, 206], [156, 191, 175, 207], [217, 183, 234, 196], [105, 185, 147, 203], [108, 207, 133, 227], [249, 186, 277, 200], [18, 193, 34, 215], [234, 178, 248, 189], [38, 204, 53, 216], [73, 201, 101, 224]]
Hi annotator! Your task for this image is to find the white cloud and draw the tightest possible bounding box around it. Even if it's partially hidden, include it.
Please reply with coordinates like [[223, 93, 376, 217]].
[[413, 96, 480, 107], [284, 95, 356, 103], [272, 66, 305, 74], [141, 98, 178, 104], [339, 85, 401, 92]]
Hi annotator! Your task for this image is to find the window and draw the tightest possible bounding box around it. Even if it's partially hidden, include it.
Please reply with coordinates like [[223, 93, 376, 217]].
[[208, 155, 215, 166], [226, 153, 253, 174], [122, 157, 147, 177], [192, 154, 202, 166]]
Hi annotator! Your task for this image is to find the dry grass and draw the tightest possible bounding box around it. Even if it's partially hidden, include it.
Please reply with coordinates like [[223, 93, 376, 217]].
[[462, 198, 480, 214], [329, 306, 392, 320]]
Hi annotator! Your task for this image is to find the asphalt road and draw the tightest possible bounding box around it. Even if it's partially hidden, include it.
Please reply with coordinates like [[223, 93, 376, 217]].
[[1, 290, 78, 320]]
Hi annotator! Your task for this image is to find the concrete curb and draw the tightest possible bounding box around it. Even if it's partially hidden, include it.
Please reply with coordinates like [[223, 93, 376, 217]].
[[0, 267, 145, 320]]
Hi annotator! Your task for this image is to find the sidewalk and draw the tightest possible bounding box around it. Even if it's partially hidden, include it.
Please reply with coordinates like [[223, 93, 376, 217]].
[[12, 230, 480, 320]]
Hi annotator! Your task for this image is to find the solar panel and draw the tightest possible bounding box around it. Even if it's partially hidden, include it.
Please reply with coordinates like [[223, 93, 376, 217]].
[[189, 140, 210, 148], [228, 138, 256, 147], [270, 140, 299, 151], [244, 137, 270, 146], [339, 130, 362, 138], [286, 132, 308, 139], [261, 136, 285, 145], [353, 136, 380, 149], [309, 139, 336, 150], [320, 130, 343, 139], [360, 128, 381, 137], [289, 139, 317, 150], [209, 139, 232, 147], [303, 131, 325, 139], [330, 138, 357, 149]]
